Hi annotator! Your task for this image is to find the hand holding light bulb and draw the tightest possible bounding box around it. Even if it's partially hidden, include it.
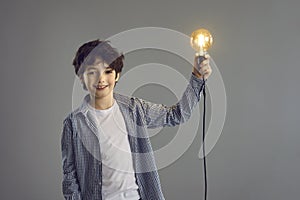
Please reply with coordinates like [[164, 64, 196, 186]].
[[191, 28, 213, 80], [193, 54, 212, 80]]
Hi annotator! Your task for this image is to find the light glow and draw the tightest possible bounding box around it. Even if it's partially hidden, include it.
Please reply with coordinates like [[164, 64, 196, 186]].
[[190, 28, 213, 55]]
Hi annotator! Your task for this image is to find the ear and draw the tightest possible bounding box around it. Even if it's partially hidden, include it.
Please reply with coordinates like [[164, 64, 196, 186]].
[[79, 75, 84, 84], [115, 73, 120, 82], [79, 75, 88, 90]]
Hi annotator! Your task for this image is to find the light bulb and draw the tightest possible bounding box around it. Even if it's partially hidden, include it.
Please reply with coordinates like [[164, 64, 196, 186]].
[[190, 28, 213, 56]]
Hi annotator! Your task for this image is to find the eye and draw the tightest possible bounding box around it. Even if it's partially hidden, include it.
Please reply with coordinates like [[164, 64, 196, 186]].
[[87, 71, 97, 75], [105, 70, 113, 74]]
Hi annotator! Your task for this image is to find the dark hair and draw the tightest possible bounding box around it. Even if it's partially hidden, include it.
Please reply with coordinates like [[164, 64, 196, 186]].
[[72, 39, 124, 78]]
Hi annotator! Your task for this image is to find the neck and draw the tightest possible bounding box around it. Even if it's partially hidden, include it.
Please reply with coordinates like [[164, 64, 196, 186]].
[[89, 94, 114, 110]]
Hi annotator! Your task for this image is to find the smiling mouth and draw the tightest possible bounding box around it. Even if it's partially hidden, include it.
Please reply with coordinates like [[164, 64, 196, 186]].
[[95, 85, 108, 89]]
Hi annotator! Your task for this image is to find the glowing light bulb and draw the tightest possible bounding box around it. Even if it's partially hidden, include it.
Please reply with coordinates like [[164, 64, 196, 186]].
[[190, 28, 213, 56]]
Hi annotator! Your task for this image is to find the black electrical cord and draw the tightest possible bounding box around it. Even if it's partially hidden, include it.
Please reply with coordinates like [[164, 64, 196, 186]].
[[196, 55, 208, 200], [202, 78, 208, 200]]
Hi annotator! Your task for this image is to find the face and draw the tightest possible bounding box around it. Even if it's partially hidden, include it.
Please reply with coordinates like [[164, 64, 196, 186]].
[[80, 58, 119, 101]]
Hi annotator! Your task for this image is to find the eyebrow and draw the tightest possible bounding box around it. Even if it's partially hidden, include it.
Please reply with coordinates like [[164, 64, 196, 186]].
[[86, 67, 97, 71], [86, 66, 113, 71]]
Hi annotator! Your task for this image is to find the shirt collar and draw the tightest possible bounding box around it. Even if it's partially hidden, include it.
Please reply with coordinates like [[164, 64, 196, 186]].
[[73, 93, 133, 117], [73, 94, 90, 116]]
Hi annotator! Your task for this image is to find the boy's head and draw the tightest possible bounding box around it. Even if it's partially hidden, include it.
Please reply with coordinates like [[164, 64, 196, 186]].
[[72, 39, 124, 90]]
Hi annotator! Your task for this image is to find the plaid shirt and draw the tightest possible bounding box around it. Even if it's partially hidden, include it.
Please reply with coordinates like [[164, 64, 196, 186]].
[[61, 73, 204, 200]]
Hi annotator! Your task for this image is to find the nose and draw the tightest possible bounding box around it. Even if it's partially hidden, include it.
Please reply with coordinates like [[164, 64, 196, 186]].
[[98, 72, 105, 83]]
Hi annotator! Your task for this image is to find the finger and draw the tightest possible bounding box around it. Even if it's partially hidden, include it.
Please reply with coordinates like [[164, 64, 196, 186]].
[[200, 66, 207, 72], [202, 60, 209, 65], [200, 69, 208, 75], [203, 67, 212, 74], [204, 54, 210, 59], [203, 69, 209, 74], [201, 65, 211, 72], [200, 61, 209, 68]]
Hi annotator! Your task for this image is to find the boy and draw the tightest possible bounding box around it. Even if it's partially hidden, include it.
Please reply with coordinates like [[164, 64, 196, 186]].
[[61, 39, 212, 200]]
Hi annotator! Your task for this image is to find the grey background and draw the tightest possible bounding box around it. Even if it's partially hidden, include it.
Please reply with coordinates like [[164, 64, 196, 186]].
[[1, 0, 299, 199]]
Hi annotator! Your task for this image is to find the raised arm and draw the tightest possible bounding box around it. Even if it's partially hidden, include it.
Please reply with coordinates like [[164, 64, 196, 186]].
[[136, 73, 204, 129], [137, 55, 212, 129]]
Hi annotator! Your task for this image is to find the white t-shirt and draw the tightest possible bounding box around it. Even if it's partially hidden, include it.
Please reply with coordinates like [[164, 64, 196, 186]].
[[88, 100, 140, 200]]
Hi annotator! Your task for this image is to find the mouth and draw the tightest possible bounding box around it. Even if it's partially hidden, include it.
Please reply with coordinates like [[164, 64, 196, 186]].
[[95, 85, 108, 90]]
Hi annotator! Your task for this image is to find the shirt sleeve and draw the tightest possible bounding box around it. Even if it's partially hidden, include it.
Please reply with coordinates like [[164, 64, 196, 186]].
[[137, 73, 205, 129], [61, 116, 82, 200]]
